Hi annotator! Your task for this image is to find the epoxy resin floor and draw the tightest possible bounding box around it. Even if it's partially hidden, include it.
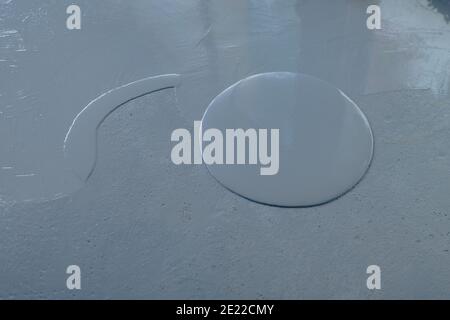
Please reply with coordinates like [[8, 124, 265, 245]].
[[1, 0, 450, 299]]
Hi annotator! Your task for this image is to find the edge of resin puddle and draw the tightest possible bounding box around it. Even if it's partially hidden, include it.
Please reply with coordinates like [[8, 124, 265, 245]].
[[64, 74, 181, 182], [200, 72, 374, 207]]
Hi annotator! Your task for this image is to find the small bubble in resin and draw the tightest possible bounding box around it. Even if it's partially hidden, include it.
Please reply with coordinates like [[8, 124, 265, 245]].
[[201, 72, 374, 207]]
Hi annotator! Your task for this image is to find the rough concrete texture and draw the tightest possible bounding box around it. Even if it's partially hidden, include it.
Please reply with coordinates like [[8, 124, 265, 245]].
[[1, 0, 450, 299]]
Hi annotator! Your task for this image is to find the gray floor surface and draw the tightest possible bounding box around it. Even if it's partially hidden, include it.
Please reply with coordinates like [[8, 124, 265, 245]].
[[1, 0, 450, 299]]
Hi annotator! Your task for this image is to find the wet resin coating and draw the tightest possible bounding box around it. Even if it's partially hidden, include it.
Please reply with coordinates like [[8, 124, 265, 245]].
[[64, 74, 181, 182], [201, 72, 374, 207]]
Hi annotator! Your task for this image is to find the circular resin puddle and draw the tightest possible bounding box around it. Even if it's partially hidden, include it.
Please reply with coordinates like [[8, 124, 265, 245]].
[[201, 72, 374, 207]]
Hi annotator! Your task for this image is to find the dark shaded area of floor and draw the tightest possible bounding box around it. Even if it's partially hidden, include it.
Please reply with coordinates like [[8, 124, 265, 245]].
[[429, 0, 450, 22]]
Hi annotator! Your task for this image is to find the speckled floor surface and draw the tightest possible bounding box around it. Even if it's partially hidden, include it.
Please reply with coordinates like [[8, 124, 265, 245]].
[[1, 0, 450, 299]]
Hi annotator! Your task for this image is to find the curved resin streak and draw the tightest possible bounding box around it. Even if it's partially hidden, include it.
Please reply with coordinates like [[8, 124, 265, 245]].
[[64, 74, 181, 182]]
